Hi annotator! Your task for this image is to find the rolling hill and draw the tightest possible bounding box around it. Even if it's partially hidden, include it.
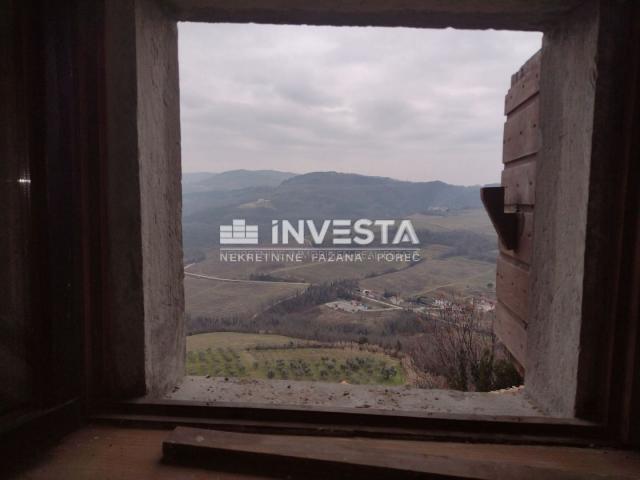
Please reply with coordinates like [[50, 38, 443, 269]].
[[182, 169, 296, 194], [182, 170, 487, 251]]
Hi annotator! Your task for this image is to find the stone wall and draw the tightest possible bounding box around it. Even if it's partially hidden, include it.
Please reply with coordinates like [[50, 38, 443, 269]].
[[105, 0, 184, 398]]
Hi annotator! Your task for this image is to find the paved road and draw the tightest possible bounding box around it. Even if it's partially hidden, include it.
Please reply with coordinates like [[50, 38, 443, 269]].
[[185, 271, 309, 287]]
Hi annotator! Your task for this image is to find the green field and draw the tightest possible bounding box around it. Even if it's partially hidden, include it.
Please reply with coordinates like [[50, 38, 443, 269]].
[[186, 332, 406, 386], [407, 209, 496, 236], [360, 256, 495, 300], [184, 276, 304, 319]]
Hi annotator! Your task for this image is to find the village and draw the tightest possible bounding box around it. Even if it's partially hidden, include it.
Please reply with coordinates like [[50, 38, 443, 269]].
[[326, 286, 496, 317]]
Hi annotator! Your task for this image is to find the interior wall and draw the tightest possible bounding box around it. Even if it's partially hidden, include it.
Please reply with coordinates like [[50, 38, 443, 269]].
[[0, 0, 34, 413], [574, 0, 637, 420], [105, 0, 147, 397]]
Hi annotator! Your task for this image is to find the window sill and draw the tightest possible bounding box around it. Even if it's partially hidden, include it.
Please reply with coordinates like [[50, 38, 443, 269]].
[[166, 376, 542, 417]]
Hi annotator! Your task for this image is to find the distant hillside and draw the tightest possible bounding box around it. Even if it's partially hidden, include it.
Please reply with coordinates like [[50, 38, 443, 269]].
[[182, 169, 296, 194], [183, 171, 486, 251], [282, 171, 394, 186]]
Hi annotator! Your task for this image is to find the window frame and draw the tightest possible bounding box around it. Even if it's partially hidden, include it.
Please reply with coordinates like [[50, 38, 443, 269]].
[[86, 0, 640, 449]]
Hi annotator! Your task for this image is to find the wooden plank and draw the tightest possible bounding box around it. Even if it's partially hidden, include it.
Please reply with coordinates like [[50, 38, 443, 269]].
[[495, 301, 527, 366], [505, 53, 541, 114], [163, 426, 638, 480], [510, 50, 541, 86], [496, 255, 529, 321], [500, 212, 534, 265], [502, 158, 536, 206], [505, 77, 539, 116], [502, 97, 540, 163]]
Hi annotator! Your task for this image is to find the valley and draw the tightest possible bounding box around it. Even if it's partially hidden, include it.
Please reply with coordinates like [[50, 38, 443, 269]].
[[182, 170, 515, 392]]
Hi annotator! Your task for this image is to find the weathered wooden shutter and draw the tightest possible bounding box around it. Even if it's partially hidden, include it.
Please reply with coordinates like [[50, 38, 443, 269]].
[[494, 51, 541, 368]]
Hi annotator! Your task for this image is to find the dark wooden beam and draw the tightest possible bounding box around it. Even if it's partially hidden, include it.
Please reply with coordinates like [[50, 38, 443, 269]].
[[481, 187, 519, 250]]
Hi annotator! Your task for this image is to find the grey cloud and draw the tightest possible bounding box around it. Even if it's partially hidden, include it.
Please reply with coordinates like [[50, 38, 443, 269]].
[[178, 23, 541, 185], [273, 80, 342, 108]]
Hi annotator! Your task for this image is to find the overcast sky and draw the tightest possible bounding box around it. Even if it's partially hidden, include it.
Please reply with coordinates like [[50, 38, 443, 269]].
[[178, 23, 541, 186]]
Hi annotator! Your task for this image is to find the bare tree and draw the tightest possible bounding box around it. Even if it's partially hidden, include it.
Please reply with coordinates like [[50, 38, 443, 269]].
[[408, 299, 521, 391]]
